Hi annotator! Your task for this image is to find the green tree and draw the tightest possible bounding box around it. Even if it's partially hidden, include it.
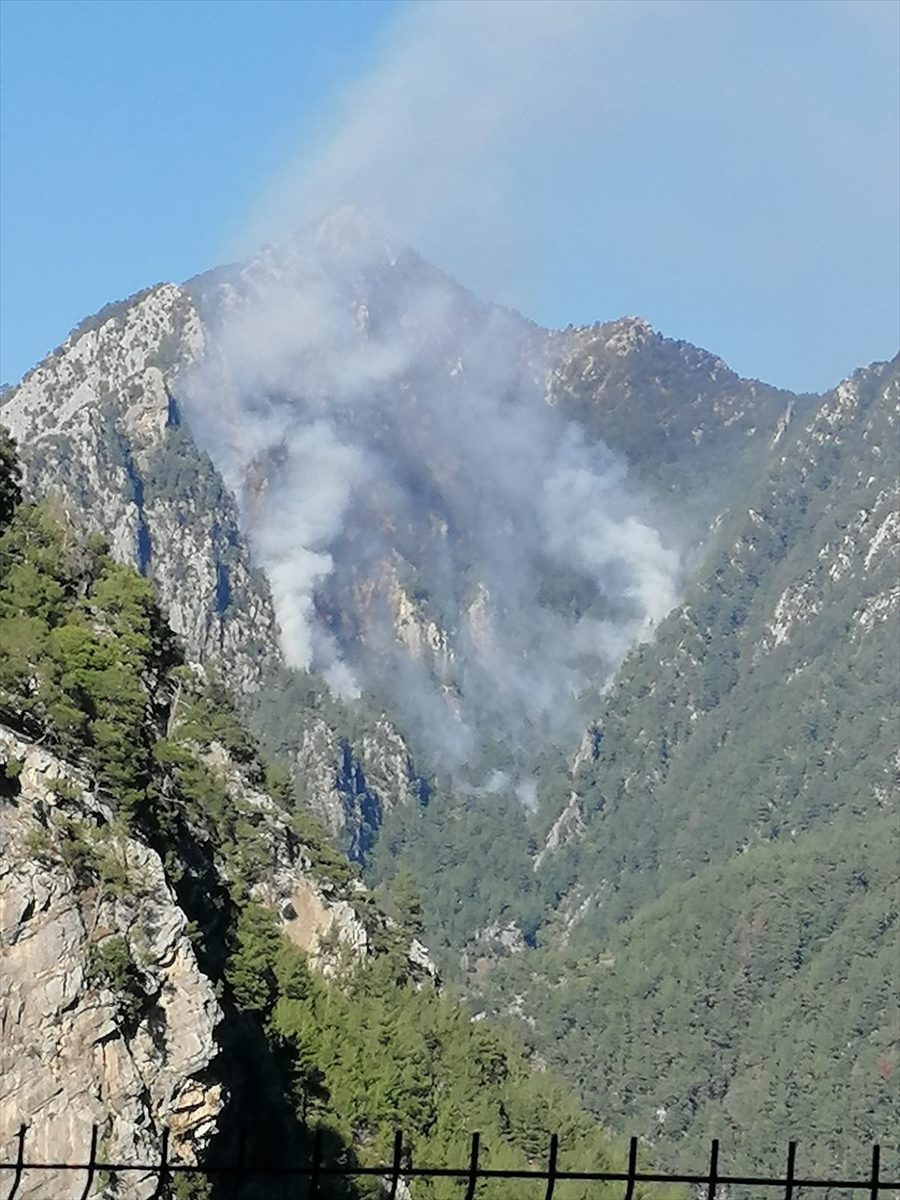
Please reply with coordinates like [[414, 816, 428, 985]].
[[0, 425, 21, 534]]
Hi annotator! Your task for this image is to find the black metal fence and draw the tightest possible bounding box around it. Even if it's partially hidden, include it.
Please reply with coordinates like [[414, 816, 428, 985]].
[[1, 1127, 896, 1200]]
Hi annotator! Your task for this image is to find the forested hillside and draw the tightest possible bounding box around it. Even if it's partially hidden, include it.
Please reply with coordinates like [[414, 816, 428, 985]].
[[548, 317, 809, 523], [471, 357, 900, 1176], [0, 430, 641, 1199]]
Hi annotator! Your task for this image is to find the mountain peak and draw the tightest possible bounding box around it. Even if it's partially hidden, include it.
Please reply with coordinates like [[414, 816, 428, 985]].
[[305, 203, 395, 258]]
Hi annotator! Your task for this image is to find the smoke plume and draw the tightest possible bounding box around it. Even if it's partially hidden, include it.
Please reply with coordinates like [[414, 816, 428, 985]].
[[183, 209, 680, 769]]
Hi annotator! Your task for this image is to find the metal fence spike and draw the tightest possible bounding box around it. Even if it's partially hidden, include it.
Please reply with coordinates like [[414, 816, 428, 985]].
[[5, 1126, 26, 1200], [463, 1132, 480, 1200], [308, 1127, 322, 1199], [870, 1144, 881, 1200], [148, 1129, 170, 1200], [386, 1130, 403, 1200], [229, 1131, 246, 1200], [623, 1136, 639, 1200], [543, 1132, 559, 1200], [784, 1141, 797, 1200], [706, 1138, 719, 1200], [77, 1126, 99, 1200]]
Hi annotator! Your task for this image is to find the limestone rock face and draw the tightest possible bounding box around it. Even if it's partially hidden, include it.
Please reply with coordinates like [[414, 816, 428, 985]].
[[291, 714, 421, 860], [0, 716, 439, 1195], [753, 366, 900, 657], [294, 716, 380, 855], [1, 285, 281, 697], [358, 718, 424, 817], [0, 726, 224, 1199], [202, 739, 438, 985]]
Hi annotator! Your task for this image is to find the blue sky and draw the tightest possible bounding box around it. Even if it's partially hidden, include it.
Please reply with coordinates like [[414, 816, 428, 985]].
[[1, 0, 897, 393]]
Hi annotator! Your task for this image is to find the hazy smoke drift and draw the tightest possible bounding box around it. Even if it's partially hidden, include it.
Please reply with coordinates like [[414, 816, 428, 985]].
[[184, 213, 680, 767]]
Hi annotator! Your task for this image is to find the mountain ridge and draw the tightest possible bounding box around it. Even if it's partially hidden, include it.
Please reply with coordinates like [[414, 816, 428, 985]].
[[469, 352, 899, 1175]]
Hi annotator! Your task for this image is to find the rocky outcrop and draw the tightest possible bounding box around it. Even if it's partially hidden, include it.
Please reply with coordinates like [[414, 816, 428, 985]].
[[754, 366, 900, 657], [289, 713, 422, 861], [202, 739, 438, 985], [0, 709, 439, 1195], [0, 725, 223, 1199], [358, 718, 424, 815], [0, 285, 281, 696], [534, 794, 585, 871], [545, 316, 816, 543], [294, 716, 382, 856]]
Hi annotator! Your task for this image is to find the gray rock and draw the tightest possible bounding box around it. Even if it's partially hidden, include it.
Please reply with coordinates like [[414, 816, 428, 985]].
[[0, 726, 224, 1199]]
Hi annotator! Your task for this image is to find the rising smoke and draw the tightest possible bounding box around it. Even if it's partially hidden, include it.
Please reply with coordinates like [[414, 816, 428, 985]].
[[183, 209, 681, 770]]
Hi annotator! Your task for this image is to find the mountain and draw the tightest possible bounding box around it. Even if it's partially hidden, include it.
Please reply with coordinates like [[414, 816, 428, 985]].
[[1, 210, 896, 1183], [178, 209, 811, 777], [0, 208, 806, 823], [0, 274, 421, 859], [0, 450, 637, 1199]]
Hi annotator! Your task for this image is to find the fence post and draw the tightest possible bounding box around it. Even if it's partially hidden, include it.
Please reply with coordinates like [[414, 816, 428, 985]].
[[783, 1141, 796, 1200], [5, 1125, 26, 1200], [77, 1126, 99, 1200], [706, 1138, 719, 1200], [623, 1136, 639, 1200], [149, 1128, 170, 1200], [543, 1133, 559, 1200], [869, 1144, 881, 1200], [463, 1132, 480, 1200], [387, 1131, 403, 1200]]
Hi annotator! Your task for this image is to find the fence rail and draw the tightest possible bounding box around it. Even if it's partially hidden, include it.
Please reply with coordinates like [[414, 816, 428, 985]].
[[1, 1127, 897, 1199]]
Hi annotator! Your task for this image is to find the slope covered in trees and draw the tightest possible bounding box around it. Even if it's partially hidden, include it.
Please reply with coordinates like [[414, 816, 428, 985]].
[[543, 356, 899, 935], [470, 357, 900, 1177]]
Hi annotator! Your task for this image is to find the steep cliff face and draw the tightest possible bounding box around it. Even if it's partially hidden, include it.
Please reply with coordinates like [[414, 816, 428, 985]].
[[0, 715, 436, 1196], [198, 737, 436, 985], [0, 284, 280, 693], [0, 282, 422, 855], [0, 724, 223, 1199]]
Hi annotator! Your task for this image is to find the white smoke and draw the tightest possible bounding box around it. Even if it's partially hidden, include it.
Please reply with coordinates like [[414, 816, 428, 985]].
[[252, 420, 365, 685], [182, 218, 682, 767], [228, 0, 900, 398]]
